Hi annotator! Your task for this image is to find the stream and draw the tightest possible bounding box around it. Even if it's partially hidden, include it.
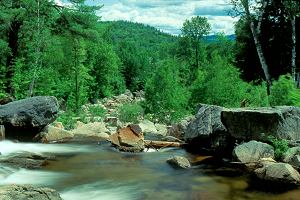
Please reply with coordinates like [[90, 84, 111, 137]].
[[0, 140, 300, 200]]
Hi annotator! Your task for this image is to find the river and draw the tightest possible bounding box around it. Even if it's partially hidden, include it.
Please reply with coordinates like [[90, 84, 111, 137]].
[[0, 140, 300, 200]]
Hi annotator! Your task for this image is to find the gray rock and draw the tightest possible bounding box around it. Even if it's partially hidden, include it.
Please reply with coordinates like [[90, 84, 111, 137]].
[[233, 140, 274, 163], [222, 106, 300, 141], [283, 147, 300, 163], [184, 105, 300, 155], [167, 156, 191, 169], [0, 152, 54, 169], [0, 96, 58, 140], [255, 163, 300, 184], [139, 120, 157, 134], [0, 184, 62, 200], [184, 104, 228, 152], [290, 155, 300, 169], [155, 124, 168, 136], [167, 116, 194, 140]]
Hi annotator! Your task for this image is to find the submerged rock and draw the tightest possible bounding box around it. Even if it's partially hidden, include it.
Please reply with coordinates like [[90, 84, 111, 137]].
[[0, 96, 58, 140], [0, 184, 62, 200], [233, 140, 274, 163], [0, 152, 54, 169], [167, 156, 191, 169], [255, 163, 300, 184]]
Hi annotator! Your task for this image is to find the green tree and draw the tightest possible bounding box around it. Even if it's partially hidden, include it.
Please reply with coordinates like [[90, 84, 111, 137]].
[[87, 41, 125, 99], [231, 0, 272, 95], [181, 16, 211, 73], [144, 58, 190, 123]]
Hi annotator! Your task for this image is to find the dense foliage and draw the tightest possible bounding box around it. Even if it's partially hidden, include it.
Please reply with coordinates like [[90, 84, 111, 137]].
[[0, 0, 299, 123]]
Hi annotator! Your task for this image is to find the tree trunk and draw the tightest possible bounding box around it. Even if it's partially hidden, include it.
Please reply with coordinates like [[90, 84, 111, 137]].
[[74, 40, 79, 112], [28, 0, 41, 97], [5, 21, 21, 96], [291, 15, 297, 87], [249, 21, 272, 95], [195, 41, 199, 70], [243, 0, 272, 95]]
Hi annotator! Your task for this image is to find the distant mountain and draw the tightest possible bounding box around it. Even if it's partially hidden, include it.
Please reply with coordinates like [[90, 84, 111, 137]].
[[98, 20, 177, 51], [204, 34, 236, 42]]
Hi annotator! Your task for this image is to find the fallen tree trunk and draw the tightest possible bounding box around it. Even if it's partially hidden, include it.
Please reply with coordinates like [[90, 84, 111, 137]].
[[144, 140, 185, 148]]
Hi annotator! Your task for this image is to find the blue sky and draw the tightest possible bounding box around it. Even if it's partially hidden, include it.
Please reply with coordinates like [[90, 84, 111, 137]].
[[58, 0, 238, 35]]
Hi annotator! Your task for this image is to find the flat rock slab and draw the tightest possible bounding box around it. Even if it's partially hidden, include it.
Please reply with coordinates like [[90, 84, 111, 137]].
[[222, 106, 300, 141], [0, 96, 58, 140], [0, 152, 54, 169], [0, 184, 62, 200]]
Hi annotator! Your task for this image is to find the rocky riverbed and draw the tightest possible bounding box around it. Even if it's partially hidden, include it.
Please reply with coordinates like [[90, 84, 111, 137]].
[[2, 94, 300, 199]]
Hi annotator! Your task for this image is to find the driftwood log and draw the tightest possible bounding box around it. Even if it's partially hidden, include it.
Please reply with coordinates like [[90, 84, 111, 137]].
[[144, 140, 185, 149]]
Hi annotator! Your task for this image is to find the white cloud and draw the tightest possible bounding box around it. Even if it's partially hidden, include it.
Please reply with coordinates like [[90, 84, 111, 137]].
[[97, 0, 238, 35]]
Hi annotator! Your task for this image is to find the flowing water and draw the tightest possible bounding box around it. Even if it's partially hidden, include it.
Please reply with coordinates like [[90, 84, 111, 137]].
[[0, 140, 300, 200]]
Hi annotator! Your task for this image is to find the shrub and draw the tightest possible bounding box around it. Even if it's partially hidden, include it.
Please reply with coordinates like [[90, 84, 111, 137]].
[[268, 136, 289, 160], [270, 74, 300, 106], [118, 102, 144, 123], [189, 54, 270, 108], [56, 111, 77, 130], [89, 105, 107, 121]]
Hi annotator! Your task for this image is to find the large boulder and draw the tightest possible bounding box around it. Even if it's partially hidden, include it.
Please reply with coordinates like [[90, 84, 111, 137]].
[[222, 106, 300, 141], [109, 124, 144, 152], [255, 163, 300, 184], [233, 140, 275, 163], [0, 184, 62, 200], [184, 104, 229, 153], [0, 96, 58, 140], [184, 104, 300, 155]]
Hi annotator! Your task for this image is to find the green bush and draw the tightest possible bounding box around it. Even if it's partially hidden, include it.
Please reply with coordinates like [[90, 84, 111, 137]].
[[56, 111, 77, 130], [268, 136, 289, 160], [189, 54, 270, 108], [270, 74, 300, 106], [89, 105, 107, 121], [118, 102, 144, 123]]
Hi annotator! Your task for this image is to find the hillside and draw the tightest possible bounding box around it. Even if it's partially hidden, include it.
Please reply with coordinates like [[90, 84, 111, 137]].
[[99, 20, 177, 49]]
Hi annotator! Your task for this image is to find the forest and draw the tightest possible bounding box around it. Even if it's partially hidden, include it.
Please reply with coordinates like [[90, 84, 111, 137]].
[[0, 0, 299, 123]]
